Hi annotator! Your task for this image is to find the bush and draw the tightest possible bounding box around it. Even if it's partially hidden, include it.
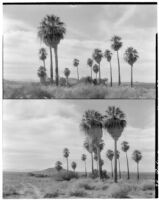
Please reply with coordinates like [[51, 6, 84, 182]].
[[79, 76, 93, 84], [28, 173, 48, 178], [59, 77, 66, 87], [3, 185, 19, 198], [70, 189, 87, 197], [55, 171, 78, 181], [141, 181, 155, 191], [102, 170, 110, 179], [78, 182, 95, 190], [107, 183, 130, 198], [89, 169, 99, 179], [43, 191, 59, 198]]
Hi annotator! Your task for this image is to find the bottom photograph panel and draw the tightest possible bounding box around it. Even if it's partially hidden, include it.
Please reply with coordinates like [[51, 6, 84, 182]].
[[3, 100, 156, 198]]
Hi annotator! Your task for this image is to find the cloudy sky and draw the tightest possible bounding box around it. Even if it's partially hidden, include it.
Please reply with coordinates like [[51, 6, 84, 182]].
[[3, 4, 157, 82], [3, 100, 155, 172]]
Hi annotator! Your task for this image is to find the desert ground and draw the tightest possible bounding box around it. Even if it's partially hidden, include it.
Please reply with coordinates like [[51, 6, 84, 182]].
[[3, 169, 156, 199], [3, 79, 155, 99]]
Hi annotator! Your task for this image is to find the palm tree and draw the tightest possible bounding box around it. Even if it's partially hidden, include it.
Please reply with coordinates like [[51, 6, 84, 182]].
[[92, 49, 103, 82], [73, 59, 80, 80], [83, 139, 94, 174], [111, 36, 122, 86], [63, 148, 70, 173], [87, 58, 93, 79], [81, 154, 87, 176], [121, 141, 130, 179], [93, 64, 99, 80], [117, 150, 121, 179], [132, 150, 142, 181], [106, 149, 114, 178], [37, 66, 47, 84], [104, 50, 113, 87], [104, 106, 127, 183], [80, 110, 103, 179], [94, 153, 98, 171], [38, 15, 66, 86], [124, 47, 139, 87], [100, 159, 104, 175], [55, 161, 63, 172], [64, 68, 71, 86], [39, 48, 47, 70], [71, 161, 77, 174]]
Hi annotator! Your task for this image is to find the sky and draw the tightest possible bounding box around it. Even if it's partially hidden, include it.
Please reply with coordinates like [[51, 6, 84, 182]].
[[3, 100, 155, 172], [3, 4, 157, 82]]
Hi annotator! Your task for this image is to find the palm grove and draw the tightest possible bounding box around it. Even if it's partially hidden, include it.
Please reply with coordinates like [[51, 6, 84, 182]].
[[37, 15, 139, 88], [55, 106, 143, 183]]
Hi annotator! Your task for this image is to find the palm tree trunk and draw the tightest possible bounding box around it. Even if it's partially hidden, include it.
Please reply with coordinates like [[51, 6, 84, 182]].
[[43, 60, 46, 70], [66, 77, 68, 86], [91, 67, 92, 80], [114, 139, 118, 183], [117, 51, 121, 86], [126, 152, 130, 179], [96, 73, 97, 80], [99, 63, 101, 83], [109, 61, 113, 87], [66, 157, 69, 173], [54, 45, 59, 86], [111, 160, 113, 178], [91, 152, 94, 174], [137, 163, 139, 181], [118, 159, 121, 179], [97, 146, 102, 179], [131, 65, 133, 87], [49, 46, 53, 84], [85, 161, 87, 177]]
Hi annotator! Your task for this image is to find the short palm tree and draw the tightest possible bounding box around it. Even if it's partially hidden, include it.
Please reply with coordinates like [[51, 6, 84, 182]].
[[39, 48, 47, 70], [83, 139, 94, 174], [80, 110, 103, 179], [121, 141, 130, 179], [92, 49, 103, 82], [87, 58, 93, 79], [117, 150, 121, 179], [132, 150, 142, 181], [104, 106, 127, 182], [71, 161, 77, 173], [73, 59, 80, 80], [64, 68, 71, 86], [106, 149, 114, 178], [38, 15, 66, 86], [37, 66, 47, 84], [81, 154, 87, 176], [111, 36, 122, 86], [124, 47, 139, 87], [55, 161, 63, 172], [93, 64, 99, 80], [63, 148, 70, 173], [104, 50, 113, 87]]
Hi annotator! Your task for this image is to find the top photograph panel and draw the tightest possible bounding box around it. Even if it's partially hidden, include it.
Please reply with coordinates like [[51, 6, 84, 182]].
[[3, 3, 157, 99]]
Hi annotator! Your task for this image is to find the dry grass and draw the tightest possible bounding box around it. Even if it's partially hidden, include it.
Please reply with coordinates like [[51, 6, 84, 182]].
[[3, 80, 155, 99]]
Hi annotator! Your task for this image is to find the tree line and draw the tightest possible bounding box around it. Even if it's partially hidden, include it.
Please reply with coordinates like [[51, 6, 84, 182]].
[[55, 106, 142, 182], [37, 14, 139, 88]]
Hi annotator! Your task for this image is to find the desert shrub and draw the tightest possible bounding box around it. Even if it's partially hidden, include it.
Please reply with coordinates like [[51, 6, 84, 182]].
[[55, 171, 78, 181], [70, 189, 87, 197], [78, 182, 95, 190], [28, 173, 48, 178], [107, 183, 130, 198], [102, 170, 109, 179], [43, 191, 59, 198], [3, 185, 19, 198], [141, 181, 155, 191], [79, 76, 92, 84], [89, 169, 99, 179], [93, 79, 98, 85], [59, 77, 67, 87]]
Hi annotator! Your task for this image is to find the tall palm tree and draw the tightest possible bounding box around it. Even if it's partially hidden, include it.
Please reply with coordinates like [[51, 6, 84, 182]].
[[104, 106, 127, 183], [81, 154, 87, 176], [80, 110, 103, 179], [37, 66, 47, 84], [132, 150, 142, 181], [71, 161, 77, 174], [87, 58, 93, 79], [39, 48, 47, 70], [38, 15, 66, 86], [83, 139, 94, 174], [104, 49, 113, 87], [93, 64, 99, 80], [92, 49, 103, 82], [124, 47, 139, 87], [106, 149, 114, 178], [55, 161, 63, 172], [63, 148, 70, 173], [73, 59, 80, 80], [117, 150, 121, 179], [111, 36, 122, 86], [121, 141, 130, 179], [64, 68, 71, 86]]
